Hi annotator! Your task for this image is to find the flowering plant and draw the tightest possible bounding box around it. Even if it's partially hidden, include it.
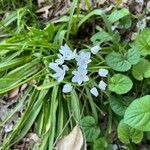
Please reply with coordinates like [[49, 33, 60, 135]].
[[49, 44, 108, 96], [0, 3, 149, 150]]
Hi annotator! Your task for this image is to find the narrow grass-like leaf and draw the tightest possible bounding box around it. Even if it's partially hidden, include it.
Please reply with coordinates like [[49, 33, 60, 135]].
[[78, 9, 103, 28], [0, 87, 31, 126], [66, 0, 78, 39], [48, 86, 59, 150], [2, 79, 49, 149], [71, 90, 81, 122], [0, 58, 41, 94], [0, 56, 32, 72], [85, 87, 98, 123]]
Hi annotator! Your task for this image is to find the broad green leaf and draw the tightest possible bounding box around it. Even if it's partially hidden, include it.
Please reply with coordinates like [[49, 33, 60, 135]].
[[127, 46, 140, 65], [91, 30, 120, 44], [106, 52, 131, 72], [136, 28, 150, 56], [93, 137, 107, 150], [108, 74, 133, 94], [108, 8, 130, 23], [124, 95, 150, 131], [80, 116, 100, 142], [106, 47, 140, 72], [91, 31, 112, 43], [120, 15, 132, 29], [132, 58, 150, 80], [109, 95, 127, 116], [118, 120, 143, 144]]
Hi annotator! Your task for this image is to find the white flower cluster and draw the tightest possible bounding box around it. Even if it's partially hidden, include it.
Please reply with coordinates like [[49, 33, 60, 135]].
[[49, 44, 108, 95]]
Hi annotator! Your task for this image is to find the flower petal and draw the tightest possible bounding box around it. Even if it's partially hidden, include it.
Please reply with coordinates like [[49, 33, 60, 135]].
[[99, 80, 107, 90], [91, 45, 101, 54], [90, 87, 99, 97], [98, 69, 109, 77], [49, 62, 58, 71], [62, 84, 73, 93]]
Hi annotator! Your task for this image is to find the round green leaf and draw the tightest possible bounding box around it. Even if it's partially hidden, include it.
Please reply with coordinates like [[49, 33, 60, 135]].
[[93, 137, 107, 150], [109, 95, 128, 116], [136, 28, 150, 56], [118, 120, 143, 144], [127, 46, 140, 65], [105, 52, 131, 72], [80, 116, 100, 142], [120, 15, 132, 29], [108, 74, 133, 94], [124, 95, 150, 131], [132, 58, 150, 80]]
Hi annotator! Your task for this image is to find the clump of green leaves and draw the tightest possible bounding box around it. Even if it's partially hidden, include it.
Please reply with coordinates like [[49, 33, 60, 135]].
[[0, 1, 150, 149]]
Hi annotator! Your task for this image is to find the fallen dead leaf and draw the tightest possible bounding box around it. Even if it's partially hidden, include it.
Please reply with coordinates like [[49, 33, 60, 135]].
[[36, 5, 52, 19], [37, 0, 45, 7], [96, 0, 107, 5], [8, 88, 19, 99], [27, 133, 41, 144], [147, 1, 150, 10], [0, 105, 9, 120], [30, 80, 37, 85], [20, 84, 28, 92], [131, 32, 138, 41], [55, 125, 84, 150]]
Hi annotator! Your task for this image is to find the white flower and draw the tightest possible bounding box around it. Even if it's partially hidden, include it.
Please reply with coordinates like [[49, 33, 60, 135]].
[[55, 54, 64, 65], [49, 63, 68, 82], [62, 84, 73, 93], [90, 87, 99, 97], [62, 65, 69, 71], [98, 69, 109, 77], [75, 51, 91, 68], [59, 44, 76, 60], [99, 80, 107, 91], [91, 45, 101, 54], [72, 67, 89, 85]]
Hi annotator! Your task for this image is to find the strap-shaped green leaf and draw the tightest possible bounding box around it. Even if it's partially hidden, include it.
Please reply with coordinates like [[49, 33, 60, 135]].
[[108, 8, 130, 23], [0, 58, 41, 94]]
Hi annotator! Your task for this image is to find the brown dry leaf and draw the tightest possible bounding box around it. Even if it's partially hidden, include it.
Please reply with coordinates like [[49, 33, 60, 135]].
[[95, 0, 107, 5], [30, 80, 37, 85], [55, 125, 84, 150], [0, 105, 9, 120], [27, 133, 41, 144], [37, 0, 45, 7], [131, 32, 138, 41], [36, 5, 52, 18], [20, 84, 28, 92], [8, 88, 19, 98], [147, 1, 150, 10]]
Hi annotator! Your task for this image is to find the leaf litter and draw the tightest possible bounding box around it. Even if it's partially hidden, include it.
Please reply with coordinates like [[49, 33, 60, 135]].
[[55, 125, 85, 150]]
